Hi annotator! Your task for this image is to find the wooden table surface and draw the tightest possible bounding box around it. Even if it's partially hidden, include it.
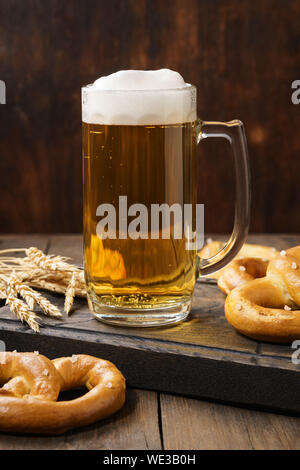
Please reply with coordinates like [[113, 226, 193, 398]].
[[0, 233, 299, 450]]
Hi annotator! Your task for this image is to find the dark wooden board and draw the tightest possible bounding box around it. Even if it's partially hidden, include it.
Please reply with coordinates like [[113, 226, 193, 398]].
[[0, 234, 299, 415]]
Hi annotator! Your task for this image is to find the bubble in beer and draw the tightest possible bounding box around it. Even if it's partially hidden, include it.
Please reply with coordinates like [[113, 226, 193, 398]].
[[82, 69, 196, 125]]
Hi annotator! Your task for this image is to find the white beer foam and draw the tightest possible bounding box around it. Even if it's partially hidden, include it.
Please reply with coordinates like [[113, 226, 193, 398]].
[[93, 69, 186, 90], [82, 69, 196, 125]]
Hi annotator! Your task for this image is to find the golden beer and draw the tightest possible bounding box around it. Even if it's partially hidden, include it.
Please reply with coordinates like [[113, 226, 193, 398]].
[[83, 122, 198, 318], [82, 69, 250, 326]]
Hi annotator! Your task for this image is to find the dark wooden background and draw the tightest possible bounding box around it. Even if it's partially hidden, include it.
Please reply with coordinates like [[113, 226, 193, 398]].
[[0, 0, 299, 234]]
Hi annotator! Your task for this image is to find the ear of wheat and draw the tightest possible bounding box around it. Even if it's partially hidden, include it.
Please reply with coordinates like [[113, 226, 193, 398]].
[[3, 277, 40, 333], [64, 272, 76, 315], [0, 247, 87, 332]]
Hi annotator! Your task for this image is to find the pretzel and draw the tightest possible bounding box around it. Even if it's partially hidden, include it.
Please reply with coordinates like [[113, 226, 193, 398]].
[[0, 352, 126, 434], [217, 257, 269, 295], [199, 241, 279, 280], [222, 246, 300, 343]]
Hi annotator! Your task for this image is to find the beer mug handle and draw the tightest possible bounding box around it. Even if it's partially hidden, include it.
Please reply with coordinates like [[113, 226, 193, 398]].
[[197, 119, 251, 276]]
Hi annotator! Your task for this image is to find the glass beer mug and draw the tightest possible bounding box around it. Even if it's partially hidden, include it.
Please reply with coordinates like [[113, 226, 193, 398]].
[[82, 70, 250, 327]]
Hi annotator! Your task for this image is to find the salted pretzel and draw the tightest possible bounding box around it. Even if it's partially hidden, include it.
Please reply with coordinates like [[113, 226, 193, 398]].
[[0, 352, 126, 434], [199, 241, 279, 280], [217, 257, 269, 295], [219, 246, 300, 343]]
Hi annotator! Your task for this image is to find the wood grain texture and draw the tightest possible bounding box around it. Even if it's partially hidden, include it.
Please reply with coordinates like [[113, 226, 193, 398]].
[[0, 389, 162, 450], [48, 234, 83, 264], [0, 0, 300, 233], [0, 234, 299, 449], [160, 394, 300, 450], [0, 234, 48, 252], [0, 234, 299, 414]]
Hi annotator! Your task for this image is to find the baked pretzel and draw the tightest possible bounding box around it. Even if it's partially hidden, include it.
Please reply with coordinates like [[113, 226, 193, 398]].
[[222, 246, 300, 343], [199, 241, 279, 280], [217, 257, 269, 295], [0, 352, 125, 434]]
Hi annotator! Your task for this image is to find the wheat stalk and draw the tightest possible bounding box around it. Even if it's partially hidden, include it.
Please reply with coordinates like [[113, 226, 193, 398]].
[[5, 272, 62, 318], [64, 272, 76, 315], [0, 278, 6, 299], [29, 278, 86, 297], [24, 247, 81, 273], [0, 247, 88, 331], [18, 285, 62, 318], [3, 276, 40, 332]]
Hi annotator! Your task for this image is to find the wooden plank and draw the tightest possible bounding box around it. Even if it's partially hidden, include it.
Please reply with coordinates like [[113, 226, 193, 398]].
[[0, 234, 48, 252], [48, 234, 83, 264], [0, 309, 299, 414], [30, 234, 300, 353], [0, 235, 162, 450], [38, 234, 260, 353], [0, 389, 162, 450], [0, 234, 299, 414], [160, 394, 300, 450]]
